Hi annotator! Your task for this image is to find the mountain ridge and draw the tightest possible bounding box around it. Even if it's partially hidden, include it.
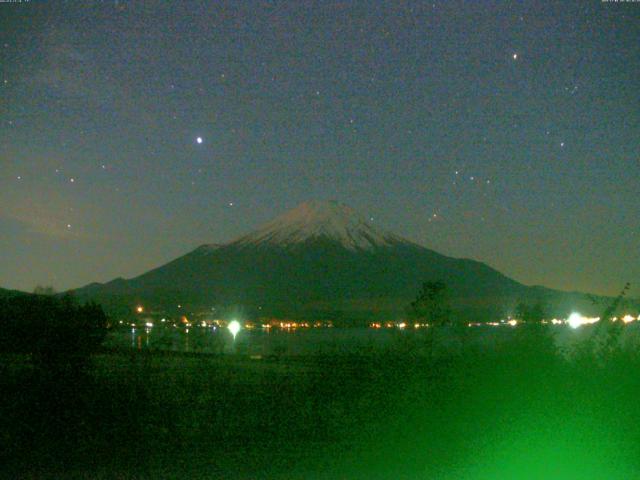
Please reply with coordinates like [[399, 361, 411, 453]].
[[71, 201, 611, 321]]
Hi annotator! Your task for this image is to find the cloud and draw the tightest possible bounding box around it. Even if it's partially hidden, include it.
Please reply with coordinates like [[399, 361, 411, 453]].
[[0, 186, 96, 240]]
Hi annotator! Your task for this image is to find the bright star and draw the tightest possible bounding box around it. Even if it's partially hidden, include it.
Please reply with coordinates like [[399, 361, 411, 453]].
[[512, 53, 518, 60], [196, 137, 203, 144]]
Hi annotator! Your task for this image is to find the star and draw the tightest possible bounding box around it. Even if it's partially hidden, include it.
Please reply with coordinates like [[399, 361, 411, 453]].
[[560, 142, 565, 148], [196, 137, 203, 144], [512, 53, 518, 60], [69, 177, 75, 183]]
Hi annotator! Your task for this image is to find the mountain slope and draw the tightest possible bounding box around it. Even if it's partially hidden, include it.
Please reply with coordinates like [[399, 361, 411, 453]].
[[0, 287, 30, 299], [72, 201, 604, 321], [231, 200, 409, 250]]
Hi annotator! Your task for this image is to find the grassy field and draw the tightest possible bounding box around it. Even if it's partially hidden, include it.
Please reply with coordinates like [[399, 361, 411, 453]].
[[2, 326, 640, 479]]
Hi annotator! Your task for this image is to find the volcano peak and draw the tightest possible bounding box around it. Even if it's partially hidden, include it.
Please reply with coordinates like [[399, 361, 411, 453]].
[[230, 200, 407, 250]]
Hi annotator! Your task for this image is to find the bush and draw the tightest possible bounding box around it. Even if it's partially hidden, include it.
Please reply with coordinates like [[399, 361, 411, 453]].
[[0, 293, 107, 372]]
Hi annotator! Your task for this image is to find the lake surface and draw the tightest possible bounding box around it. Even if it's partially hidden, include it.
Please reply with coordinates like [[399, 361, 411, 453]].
[[104, 322, 640, 356]]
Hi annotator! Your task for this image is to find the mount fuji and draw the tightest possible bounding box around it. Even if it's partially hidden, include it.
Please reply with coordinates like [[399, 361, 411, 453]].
[[73, 201, 601, 322]]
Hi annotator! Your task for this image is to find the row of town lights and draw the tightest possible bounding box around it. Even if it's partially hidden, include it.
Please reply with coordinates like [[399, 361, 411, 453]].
[[134, 305, 637, 331], [135, 305, 241, 337]]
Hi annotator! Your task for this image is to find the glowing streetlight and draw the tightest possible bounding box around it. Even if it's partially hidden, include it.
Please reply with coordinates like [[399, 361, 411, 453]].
[[568, 312, 583, 329], [228, 320, 241, 340], [136, 306, 144, 314]]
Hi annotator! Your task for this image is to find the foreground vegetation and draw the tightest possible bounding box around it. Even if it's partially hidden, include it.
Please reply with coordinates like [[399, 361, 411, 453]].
[[2, 318, 640, 479]]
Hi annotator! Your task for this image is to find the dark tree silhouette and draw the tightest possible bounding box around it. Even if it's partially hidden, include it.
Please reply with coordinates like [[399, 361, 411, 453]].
[[515, 300, 547, 323], [33, 285, 57, 296], [407, 281, 451, 327], [0, 293, 108, 373]]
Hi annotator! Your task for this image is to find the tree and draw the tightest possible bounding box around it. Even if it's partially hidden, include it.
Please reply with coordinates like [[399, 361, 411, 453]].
[[407, 281, 451, 327], [33, 285, 57, 296], [515, 300, 547, 323], [0, 293, 108, 373]]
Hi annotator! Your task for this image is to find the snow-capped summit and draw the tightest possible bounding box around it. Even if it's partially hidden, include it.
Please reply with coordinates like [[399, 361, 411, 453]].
[[231, 200, 408, 250]]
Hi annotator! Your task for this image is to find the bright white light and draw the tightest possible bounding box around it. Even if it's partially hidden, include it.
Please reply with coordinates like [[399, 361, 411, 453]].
[[568, 313, 583, 329], [228, 320, 241, 339], [567, 312, 599, 329], [507, 319, 517, 327], [145, 322, 153, 328], [622, 314, 635, 324], [196, 137, 203, 144]]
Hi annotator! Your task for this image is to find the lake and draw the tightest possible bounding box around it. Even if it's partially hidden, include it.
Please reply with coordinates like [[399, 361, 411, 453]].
[[104, 322, 640, 357]]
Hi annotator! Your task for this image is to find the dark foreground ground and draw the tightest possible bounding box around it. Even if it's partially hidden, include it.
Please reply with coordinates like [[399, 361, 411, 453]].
[[2, 326, 640, 479]]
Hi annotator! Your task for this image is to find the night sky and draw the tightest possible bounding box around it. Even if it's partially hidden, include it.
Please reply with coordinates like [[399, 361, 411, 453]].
[[1, 1, 638, 297]]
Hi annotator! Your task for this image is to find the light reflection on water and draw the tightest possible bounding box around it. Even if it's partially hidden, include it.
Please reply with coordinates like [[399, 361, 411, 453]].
[[109, 326, 397, 356], [105, 323, 640, 357]]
